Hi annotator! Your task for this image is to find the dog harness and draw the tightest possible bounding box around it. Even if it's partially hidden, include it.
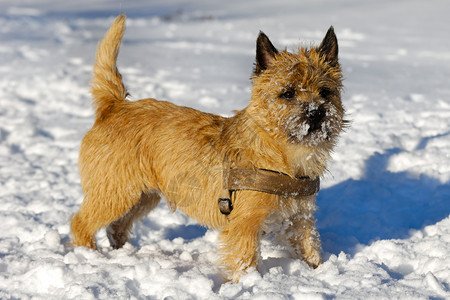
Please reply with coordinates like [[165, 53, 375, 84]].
[[218, 168, 320, 215]]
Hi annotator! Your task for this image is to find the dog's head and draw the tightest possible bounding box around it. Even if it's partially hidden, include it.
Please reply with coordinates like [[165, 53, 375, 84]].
[[247, 28, 346, 150]]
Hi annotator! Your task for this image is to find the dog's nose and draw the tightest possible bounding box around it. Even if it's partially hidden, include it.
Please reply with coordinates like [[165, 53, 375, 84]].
[[307, 107, 326, 125]]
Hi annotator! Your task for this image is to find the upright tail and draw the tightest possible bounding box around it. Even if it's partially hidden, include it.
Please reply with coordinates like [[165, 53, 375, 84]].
[[91, 14, 127, 120]]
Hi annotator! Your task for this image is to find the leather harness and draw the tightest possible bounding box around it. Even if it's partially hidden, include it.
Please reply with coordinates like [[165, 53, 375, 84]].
[[218, 168, 320, 215]]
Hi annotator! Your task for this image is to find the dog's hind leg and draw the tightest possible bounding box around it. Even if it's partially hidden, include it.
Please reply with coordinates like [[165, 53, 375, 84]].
[[71, 185, 145, 249], [106, 191, 161, 249], [71, 204, 101, 249]]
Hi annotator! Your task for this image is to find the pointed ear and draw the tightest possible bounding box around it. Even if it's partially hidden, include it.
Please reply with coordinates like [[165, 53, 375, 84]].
[[254, 31, 278, 75], [319, 26, 339, 66]]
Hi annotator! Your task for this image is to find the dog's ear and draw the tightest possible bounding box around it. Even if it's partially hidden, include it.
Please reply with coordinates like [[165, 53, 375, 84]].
[[254, 31, 278, 75], [319, 26, 339, 66]]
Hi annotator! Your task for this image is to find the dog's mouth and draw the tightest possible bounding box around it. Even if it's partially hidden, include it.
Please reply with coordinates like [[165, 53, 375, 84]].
[[283, 103, 342, 146]]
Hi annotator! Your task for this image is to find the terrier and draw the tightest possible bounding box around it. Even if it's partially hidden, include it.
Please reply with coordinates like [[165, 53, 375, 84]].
[[71, 14, 346, 281]]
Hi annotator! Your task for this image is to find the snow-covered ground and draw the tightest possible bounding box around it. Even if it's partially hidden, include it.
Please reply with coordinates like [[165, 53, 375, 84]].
[[1, 0, 450, 298]]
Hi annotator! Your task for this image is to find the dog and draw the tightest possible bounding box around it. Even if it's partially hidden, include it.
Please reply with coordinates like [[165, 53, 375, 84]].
[[71, 14, 346, 281]]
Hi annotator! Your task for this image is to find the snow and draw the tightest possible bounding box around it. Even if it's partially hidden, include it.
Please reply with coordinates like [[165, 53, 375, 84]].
[[1, 0, 450, 298]]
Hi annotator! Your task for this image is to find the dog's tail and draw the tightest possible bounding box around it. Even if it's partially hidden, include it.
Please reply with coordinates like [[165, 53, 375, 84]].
[[91, 14, 127, 120]]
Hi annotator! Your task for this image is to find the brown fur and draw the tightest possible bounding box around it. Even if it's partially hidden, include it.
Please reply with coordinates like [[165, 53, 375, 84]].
[[71, 14, 346, 281]]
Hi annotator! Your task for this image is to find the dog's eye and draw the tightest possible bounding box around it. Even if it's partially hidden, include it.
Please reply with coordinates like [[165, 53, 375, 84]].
[[280, 90, 295, 100], [319, 87, 333, 99]]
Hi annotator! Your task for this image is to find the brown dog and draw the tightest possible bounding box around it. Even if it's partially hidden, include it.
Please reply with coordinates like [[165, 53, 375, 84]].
[[71, 14, 346, 281]]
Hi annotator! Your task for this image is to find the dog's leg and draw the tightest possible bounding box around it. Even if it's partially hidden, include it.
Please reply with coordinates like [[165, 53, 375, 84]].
[[71, 187, 144, 249], [219, 192, 278, 281], [70, 204, 100, 249], [279, 197, 322, 268], [106, 191, 161, 249]]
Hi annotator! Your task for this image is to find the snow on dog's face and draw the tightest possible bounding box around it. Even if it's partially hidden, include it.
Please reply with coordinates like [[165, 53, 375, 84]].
[[248, 28, 346, 149]]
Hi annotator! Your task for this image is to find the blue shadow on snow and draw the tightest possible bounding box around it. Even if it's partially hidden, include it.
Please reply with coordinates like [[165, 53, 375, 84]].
[[317, 147, 450, 255]]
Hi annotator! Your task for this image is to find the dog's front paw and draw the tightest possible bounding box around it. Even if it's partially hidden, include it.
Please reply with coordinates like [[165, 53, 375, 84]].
[[304, 246, 322, 268]]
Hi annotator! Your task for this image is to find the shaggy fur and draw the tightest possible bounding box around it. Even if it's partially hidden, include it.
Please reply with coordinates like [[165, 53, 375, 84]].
[[71, 14, 346, 281]]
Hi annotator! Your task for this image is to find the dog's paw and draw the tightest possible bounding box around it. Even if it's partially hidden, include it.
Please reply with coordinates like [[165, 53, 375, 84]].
[[305, 249, 322, 268]]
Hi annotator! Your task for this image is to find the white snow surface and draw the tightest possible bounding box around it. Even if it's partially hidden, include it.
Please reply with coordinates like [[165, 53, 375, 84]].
[[1, 0, 450, 299]]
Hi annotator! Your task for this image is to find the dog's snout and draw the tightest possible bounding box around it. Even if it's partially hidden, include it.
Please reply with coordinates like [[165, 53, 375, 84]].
[[307, 107, 326, 125]]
